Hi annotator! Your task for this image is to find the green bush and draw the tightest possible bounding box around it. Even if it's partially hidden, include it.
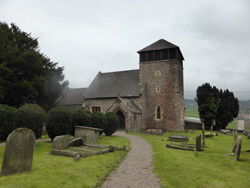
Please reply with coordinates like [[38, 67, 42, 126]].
[[15, 104, 45, 139], [0, 104, 16, 141], [104, 112, 119, 136], [90, 111, 107, 135], [46, 106, 72, 140], [71, 109, 91, 136]]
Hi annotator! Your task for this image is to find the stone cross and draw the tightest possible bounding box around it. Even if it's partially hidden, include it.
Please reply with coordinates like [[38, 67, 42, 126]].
[[1, 128, 36, 177]]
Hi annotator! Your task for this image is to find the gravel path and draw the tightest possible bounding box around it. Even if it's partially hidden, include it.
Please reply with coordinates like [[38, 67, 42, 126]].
[[101, 131, 161, 188]]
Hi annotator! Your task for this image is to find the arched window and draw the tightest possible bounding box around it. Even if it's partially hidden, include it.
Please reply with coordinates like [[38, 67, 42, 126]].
[[157, 106, 161, 119]]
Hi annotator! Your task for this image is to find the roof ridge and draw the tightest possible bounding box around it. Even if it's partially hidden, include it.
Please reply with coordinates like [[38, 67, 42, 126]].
[[137, 39, 179, 52]]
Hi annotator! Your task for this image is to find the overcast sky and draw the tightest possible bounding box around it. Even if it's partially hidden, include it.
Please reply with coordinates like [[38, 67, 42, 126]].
[[1, 0, 250, 100]]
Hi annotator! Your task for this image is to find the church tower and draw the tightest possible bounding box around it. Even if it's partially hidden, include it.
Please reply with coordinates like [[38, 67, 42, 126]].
[[138, 39, 184, 131]]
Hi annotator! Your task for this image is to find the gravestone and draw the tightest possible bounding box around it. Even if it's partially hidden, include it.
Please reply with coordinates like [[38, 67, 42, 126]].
[[234, 136, 242, 161], [196, 134, 202, 151], [52, 135, 69, 150], [68, 137, 84, 147], [231, 136, 238, 153], [1, 128, 36, 177], [86, 133, 95, 144], [202, 123, 206, 147]]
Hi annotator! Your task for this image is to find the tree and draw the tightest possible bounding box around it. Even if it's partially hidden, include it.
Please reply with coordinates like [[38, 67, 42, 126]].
[[195, 83, 220, 129], [0, 22, 68, 110], [195, 83, 239, 130], [215, 89, 239, 130]]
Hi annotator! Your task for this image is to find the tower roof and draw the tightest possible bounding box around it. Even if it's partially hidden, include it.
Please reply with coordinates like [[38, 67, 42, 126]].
[[137, 39, 179, 52]]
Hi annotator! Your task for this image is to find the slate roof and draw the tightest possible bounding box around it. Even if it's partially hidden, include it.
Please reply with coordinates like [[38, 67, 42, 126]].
[[56, 88, 87, 105], [137, 39, 179, 52], [84, 69, 144, 99]]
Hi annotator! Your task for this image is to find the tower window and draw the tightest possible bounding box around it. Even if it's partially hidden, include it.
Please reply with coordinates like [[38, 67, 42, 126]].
[[157, 106, 161, 119], [155, 86, 161, 93], [147, 51, 154, 61]]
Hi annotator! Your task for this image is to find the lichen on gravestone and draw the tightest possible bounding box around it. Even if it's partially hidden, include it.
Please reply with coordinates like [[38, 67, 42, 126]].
[[52, 135, 69, 150], [1, 128, 36, 177]]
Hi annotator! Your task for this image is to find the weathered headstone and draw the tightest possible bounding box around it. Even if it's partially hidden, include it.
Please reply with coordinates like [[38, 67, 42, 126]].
[[1, 128, 36, 177], [234, 136, 242, 161], [86, 132, 95, 144], [196, 134, 202, 151], [230, 136, 238, 153], [52, 135, 69, 150], [202, 123, 206, 147]]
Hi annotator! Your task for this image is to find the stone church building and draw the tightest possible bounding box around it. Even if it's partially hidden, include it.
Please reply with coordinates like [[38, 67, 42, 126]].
[[56, 39, 185, 132]]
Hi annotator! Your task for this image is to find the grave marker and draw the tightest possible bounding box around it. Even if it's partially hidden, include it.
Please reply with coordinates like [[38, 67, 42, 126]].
[[234, 136, 242, 161], [52, 135, 69, 150], [1, 128, 36, 176]]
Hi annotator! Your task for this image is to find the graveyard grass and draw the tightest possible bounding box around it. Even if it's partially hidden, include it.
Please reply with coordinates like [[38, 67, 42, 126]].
[[128, 131, 250, 188], [0, 135, 130, 188]]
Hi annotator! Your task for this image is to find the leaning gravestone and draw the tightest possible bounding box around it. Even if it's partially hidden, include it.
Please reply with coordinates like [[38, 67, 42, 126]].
[[234, 136, 242, 161], [52, 135, 69, 150], [1, 128, 36, 177]]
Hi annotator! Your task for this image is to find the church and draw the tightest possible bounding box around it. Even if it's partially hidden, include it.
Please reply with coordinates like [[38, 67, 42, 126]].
[[56, 39, 185, 132]]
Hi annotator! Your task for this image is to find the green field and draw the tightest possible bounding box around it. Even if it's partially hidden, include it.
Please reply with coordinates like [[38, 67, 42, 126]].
[[185, 108, 238, 129], [0, 135, 130, 188], [129, 131, 250, 187]]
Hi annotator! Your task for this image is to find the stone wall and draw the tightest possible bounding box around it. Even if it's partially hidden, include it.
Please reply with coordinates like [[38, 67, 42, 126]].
[[84, 97, 145, 132], [139, 59, 184, 131]]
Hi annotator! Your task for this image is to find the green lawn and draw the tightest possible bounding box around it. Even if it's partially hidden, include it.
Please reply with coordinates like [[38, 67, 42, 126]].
[[185, 108, 238, 129], [0, 135, 130, 188], [128, 131, 250, 188]]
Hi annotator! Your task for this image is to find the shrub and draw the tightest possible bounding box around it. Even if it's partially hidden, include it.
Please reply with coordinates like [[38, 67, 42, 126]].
[[90, 111, 107, 135], [71, 109, 91, 136], [46, 106, 72, 140], [0, 104, 16, 141], [104, 112, 119, 136], [15, 104, 45, 139]]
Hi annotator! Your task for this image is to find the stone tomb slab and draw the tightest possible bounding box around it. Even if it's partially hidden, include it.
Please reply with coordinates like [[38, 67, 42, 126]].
[[168, 135, 189, 142], [1, 128, 36, 176]]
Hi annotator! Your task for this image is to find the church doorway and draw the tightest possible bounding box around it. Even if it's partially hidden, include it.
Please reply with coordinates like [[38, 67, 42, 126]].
[[116, 110, 125, 130]]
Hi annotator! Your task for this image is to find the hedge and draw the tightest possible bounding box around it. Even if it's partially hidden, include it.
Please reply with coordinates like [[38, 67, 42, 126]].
[[46, 106, 72, 140], [71, 109, 91, 136], [90, 111, 107, 135], [104, 112, 119, 136], [0, 104, 16, 141], [15, 104, 46, 139]]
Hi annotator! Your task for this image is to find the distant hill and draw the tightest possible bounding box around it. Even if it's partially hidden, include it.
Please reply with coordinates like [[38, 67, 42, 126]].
[[184, 99, 250, 114]]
